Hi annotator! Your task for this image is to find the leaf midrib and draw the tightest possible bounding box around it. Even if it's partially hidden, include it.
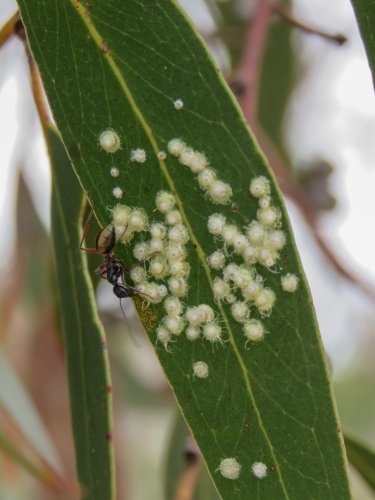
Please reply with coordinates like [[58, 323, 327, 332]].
[[68, 1, 290, 495]]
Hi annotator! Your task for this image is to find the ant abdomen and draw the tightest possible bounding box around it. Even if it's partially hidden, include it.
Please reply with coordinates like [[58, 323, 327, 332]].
[[95, 224, 116, 254]]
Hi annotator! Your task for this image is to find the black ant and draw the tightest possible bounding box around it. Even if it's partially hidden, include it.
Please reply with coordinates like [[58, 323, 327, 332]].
[[79, 207, 155, 346], [79, 207, 144, 298]]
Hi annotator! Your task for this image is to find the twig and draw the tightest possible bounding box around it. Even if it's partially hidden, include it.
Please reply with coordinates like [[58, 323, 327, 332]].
[[15, 19, 52, 139], [273, 3, 347, 46], [236, 0, 273, 126], [173, 436, 202, 500], [0, 11, 19, 50]]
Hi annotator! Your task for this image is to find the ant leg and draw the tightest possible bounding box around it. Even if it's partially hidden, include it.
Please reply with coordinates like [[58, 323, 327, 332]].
[[118, 267, 134, 289], [127, 284, 153, 297], [126, 251, 160, 272], [118, 266, 154, 301], [119, 260, 130, 273], [94, 253, 116, 274], [98, 270, 108, 281], [80, 207, 99, 253], [119, 267, 126, 285]]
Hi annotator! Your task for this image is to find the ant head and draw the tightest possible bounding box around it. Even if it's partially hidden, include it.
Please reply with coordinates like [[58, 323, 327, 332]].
[[113, 284, 134, 299]]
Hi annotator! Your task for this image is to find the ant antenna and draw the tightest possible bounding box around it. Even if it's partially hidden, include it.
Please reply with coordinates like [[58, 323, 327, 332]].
[[113, 224, 128, 253], [119, 298, 142, 349]]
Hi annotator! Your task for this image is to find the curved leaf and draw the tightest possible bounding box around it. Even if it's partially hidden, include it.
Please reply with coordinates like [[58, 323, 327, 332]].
[[19, 1, 351, 498], [49, 125, 115, 500], [0, 345, 61, 472], [345, 434, 375, 493], [0, 427, 73, 492]]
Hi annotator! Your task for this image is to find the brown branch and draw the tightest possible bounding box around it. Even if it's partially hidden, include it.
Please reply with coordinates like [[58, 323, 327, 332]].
[[173, 437, 202, 500], [27, 55, 52, 138], [236, 0, 273, 126], [0, 11, 19, 50], [15, 19, 52, 140], [273, 3, 347, 46]]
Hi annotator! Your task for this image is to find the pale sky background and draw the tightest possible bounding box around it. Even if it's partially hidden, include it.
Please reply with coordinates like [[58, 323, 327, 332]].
[[1, 0, 375, 375]]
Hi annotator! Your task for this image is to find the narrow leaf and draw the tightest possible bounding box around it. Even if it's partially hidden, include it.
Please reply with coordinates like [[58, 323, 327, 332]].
[[345, 434, 375, 493], [0, 428, 74, 493], [0, 428, 49, 484], [19, 2, 351, 498], [48, 125, 115, 500], [0, 345, 61, 472]]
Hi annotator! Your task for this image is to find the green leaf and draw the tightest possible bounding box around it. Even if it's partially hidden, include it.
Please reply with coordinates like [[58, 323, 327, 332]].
[[48, 125, 115, 500], [19, 1, 351, 498], [0, 345, 61, 472], [345, 434, 375, 493], [0, 428, 56, 487], [350, 0, 375, 85]]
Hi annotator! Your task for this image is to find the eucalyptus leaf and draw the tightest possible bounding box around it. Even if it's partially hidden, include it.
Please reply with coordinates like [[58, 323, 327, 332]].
[[345, 434, 375, 493], [49, 125, 115, 500], [0, 345, 61, 472], [19, 1, 351, 497], [0, 428, 51, 485]]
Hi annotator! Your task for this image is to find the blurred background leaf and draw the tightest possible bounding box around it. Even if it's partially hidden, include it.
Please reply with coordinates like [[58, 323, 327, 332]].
[[0, 345, 61, 471], [344, 434, 375, 493], [50, 125, 115, 500]]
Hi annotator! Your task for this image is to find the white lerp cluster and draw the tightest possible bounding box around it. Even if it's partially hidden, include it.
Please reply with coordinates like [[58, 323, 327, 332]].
[[98, 129, 151, 201], [152, 191, 223, 350], [204, 175, 298, 347], [207, 211, 277, 326], [110, 204, 164, 306], [103, 130, 291, 481], [167, 139, 233, 205], [111, 205, 148, 244], [115, 191, 192, 349], [185, 304, 224, 345], [105, 131, 296, 428]]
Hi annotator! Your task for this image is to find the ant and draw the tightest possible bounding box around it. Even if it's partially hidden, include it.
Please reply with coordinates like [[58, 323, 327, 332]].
[[79, 207, 144, 298], [79, 207, 155, 347]]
